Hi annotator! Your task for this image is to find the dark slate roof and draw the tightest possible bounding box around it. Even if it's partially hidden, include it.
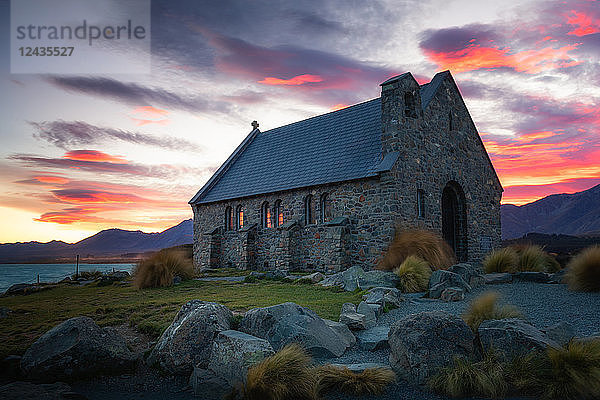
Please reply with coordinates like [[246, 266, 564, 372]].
[[191, 98, 384, 204], [190, 72, 451, 205]]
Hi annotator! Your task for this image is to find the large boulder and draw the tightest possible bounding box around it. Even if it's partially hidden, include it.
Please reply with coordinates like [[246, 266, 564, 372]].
[[20, 316, 136, 381], [324, 320, 356, 348], [301, 272, 325, 283], [147, 300, 232, 375], [239, 302, 347, 358], [208, 330, 274, 386], [319, 266, 399, 291], [542, 321, 575, 347], [440, 287, 464, 302], [513, 272, 551, 283], [319, 266, 366, 291], [357, 302, 377, 329], [447, 263, 484, 288], [355, 326, 390, 351], [428, 270, 471, 299], [478, 319, 561, 361], [388, 311, 475, 384], [363, 287, 404, 308], [359, 270, 400, 290], [484, 273, 513, 284]]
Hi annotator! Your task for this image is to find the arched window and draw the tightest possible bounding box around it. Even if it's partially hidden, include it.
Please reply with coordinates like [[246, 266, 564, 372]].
[[225, 206, 233, 231], [404, 92, 417, 118], [417, 189, 425, 218], [449, 111, 454, 131], [320, 193, 329, 223], [274, 200, 284, 227], [304, 195, 315, 225], [236, 205, 244, 230], [261, 201, 272, 228]]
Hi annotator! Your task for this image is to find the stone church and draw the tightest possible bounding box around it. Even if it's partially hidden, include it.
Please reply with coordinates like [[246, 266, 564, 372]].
[[190, 71, 503, 273]]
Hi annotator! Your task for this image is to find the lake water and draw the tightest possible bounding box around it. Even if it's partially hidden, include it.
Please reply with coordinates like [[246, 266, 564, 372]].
[[0, 263, 136, 293]]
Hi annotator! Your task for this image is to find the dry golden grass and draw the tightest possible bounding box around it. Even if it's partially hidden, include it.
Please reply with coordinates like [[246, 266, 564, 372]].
[[509, 339, 600, 399], [378, 229, 455, 271], [133, 249, 194, 289], [566, 245, 600, 292], [429, 352, 507, 398], [316, 364, 396, 396], [483, 247, 519, 274], [462, 291, 523, 331], [393, 255, 432, 292], [518, 245, 548, 272], [243, 344, 318, 400]]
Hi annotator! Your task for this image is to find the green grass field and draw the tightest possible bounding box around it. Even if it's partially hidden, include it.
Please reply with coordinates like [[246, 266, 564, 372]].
[[0, 278, 363, 359]]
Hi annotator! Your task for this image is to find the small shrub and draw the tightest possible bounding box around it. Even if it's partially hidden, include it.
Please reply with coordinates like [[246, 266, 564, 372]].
[[393, 255, 432, 292], [517, 245, 547, 272], [316, 364, 396, 396], [429, 352, 507, 398], [566, 245, 600, 292], [509, 339, 600, 399], [483, 247, 519, 273], [133, 249, 194, 289], [243, 275, 259, 283], [243, 343, 318, 400], [378, 229, 455, 271], [230, 314, 243, 330], [73, 269, 102, 280], [462, 291, 523, 331]]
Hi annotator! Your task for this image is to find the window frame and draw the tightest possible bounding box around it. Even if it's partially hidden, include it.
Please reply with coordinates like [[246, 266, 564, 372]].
[[319, 193, 329, 223], [225, 206, 233, 231], [274, 199, 284, 227], [304, 194, 315, 225], [236, 205, 244, 230], [417, 189, 425, 218], [261, 201, 272, 228]]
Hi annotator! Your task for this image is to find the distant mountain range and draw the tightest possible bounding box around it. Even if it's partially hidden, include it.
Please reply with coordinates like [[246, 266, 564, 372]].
[[501, 184, 600, 239], [0, 219, 193, 263]]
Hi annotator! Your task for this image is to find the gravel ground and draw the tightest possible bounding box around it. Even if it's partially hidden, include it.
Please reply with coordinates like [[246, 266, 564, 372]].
[[67, 282, 600, 400]]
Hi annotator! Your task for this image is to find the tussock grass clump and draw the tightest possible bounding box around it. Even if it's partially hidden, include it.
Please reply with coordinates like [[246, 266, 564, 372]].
[[429, 352, 507, 398], [393, 255, 432, 292], [243, 344, 318, 400], [316, 364, 396, 396], [509, 339, 600, 399], [517, 245, 548, 272], [545, 253, 562, 273], [566, 245, 600, 292], [462, 291, 523, 331], [378, 229, 455, 271], [133, 249, 194, 289], [483, 247, 519, 274]]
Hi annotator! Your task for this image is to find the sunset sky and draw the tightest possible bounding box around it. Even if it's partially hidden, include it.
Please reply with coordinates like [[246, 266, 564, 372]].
[[0, 0, 599, 243]]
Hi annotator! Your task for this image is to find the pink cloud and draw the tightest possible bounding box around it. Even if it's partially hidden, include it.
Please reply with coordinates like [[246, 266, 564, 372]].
[[258, 74, 324, 86], [566, 10, 600, 36]]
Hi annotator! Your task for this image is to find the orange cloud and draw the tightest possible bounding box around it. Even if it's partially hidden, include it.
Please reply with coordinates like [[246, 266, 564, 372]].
[[258, 74, 324, 86], [52, 189, 145, 204], [33, 175, 70, 184], [331, 104, 349, 111], [566, 10, 600, 36], [63, 150, 128, 164], [424, 43, 580, 74]]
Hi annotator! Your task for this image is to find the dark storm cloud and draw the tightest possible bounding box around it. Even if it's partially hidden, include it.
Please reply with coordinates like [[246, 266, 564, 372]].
[[8, 154, 191, 179], [45, 76, 230, 115], [419, 24, 500, 54], [30, 120, 202, 152]]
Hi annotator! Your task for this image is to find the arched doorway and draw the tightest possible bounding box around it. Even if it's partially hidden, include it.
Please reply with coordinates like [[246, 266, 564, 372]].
[[442, 181, 468, 262]]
